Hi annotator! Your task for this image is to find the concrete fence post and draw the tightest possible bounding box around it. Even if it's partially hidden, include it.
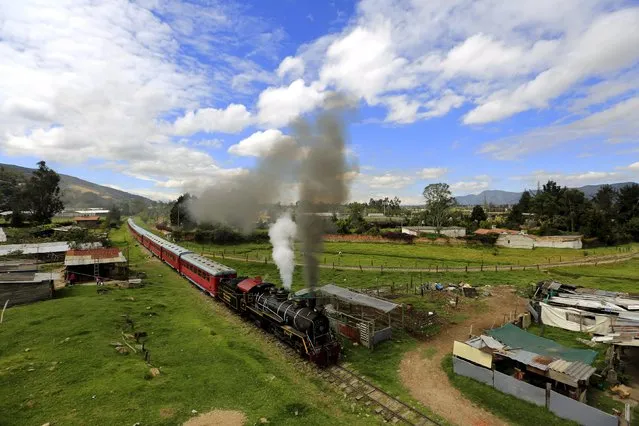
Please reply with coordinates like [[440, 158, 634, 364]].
[[545, 383, 551, 408]]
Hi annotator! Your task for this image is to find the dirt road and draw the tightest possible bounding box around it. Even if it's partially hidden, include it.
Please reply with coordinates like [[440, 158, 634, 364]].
[[399, 286, 528, 426]]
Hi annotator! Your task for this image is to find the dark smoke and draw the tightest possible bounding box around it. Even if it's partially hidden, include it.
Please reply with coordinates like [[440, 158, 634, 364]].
[[188, 100, 353, 294], [294, 111, 350, 294], [188, 141, 297, 232]]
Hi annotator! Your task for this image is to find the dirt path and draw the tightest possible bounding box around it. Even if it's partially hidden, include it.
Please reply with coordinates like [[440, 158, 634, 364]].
[[182, 410, 247, 426], [400, 286, 528, 426]]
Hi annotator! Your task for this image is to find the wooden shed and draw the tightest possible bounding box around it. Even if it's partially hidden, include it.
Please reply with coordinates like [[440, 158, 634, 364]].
[[0, 272, 57, 307]]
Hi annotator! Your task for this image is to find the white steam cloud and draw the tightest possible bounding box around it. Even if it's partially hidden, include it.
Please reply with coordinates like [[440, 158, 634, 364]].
[[268, 213, 297, 290]]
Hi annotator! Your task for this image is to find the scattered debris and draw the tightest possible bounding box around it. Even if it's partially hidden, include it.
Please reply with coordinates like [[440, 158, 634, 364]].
[[24, 348, 30, 352], [191, 409, 198, 415], [116, 346, 129, 355], [149, 368, 160, 377], [259, 418, 269, 424], [610, 384, 632, 398]]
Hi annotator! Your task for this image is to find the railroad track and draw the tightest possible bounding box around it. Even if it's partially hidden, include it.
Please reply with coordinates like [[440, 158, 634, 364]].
[[321, 364, 440, 425]]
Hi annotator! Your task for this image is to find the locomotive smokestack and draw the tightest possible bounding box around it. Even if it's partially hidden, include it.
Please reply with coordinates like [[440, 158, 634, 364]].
[[294, 106, 351, 301]]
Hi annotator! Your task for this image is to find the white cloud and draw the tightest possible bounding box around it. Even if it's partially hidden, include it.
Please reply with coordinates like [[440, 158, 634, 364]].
[[277, 56, 305, 79], [449, 180, 491, 195], [479, 96, 639, 160], [624, 162, 639, 171], [511, 170, 624, 187], [0, 0, 278, 189], [103, 184, 179, 202], [320, 24, 408, 103], [464, 8, 639, 124], [275, 1, 639, 126], [227, 129, 294, 157], [256, 79, 326, 127], [173, 104, 252, 135], [367, 173, 414, 189], [418, 168, 448, 179]]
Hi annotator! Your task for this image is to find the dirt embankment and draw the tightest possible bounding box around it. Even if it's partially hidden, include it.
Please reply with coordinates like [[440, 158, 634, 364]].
[[400, 287, 528, 426]]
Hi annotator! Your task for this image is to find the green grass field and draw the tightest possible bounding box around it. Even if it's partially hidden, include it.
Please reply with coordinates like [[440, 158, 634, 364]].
[[179, 239, 637, 269], [0, 225, 375, 426]]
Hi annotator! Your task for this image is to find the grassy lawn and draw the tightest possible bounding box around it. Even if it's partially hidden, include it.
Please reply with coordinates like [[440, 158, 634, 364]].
[[0, 224, 374, 426], [178, 238, 637, 269], [441, 355, 578, 426]]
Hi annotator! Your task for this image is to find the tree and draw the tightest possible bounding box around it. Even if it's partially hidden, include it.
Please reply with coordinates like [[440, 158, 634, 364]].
[[170, 194, 195, 228], [618, 184, 639, 224], [106, 206, 122, 228], [561, 188, 588, 233], [422, 183, 455, 234], [470, 205, 487, 224], [25, 161, 64, 224]]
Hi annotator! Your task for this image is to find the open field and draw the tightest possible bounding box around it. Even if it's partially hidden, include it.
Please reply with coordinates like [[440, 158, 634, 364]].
[[0, 225, 374, 426], [178, 239, 638, 269]]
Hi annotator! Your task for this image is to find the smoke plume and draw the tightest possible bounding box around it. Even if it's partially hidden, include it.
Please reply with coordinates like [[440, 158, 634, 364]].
[[188, 141, 297, 232], [268, 213, 297, 290], [294, 111, 350, 293], [187, 96, 353, 294]]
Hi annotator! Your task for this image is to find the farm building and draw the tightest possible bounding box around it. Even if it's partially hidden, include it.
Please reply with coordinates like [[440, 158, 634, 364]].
[[474, 228, 519, 236], [402, 226, 466, 238], [73, 216, 101, 228], [496, 233, 582, 249], [453, 324, 598, 404], [0, 241, 102, 261], [316, 284, 405, 349], [0, 260, 39, 273], [75, 209, 110, 217], [0, 272, 59, 307], [64, 248, 127, 283]]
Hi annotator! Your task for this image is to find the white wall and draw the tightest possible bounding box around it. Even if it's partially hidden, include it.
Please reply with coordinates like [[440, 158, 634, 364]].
[[401, 227, 467, 238], [496, 234, 582, 249]]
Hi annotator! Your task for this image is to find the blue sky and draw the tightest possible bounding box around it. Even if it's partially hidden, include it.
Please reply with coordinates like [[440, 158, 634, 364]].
[[0, 0, 638, 204]]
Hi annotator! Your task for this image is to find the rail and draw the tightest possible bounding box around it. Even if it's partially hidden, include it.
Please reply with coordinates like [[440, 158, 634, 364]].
[[322, 364, 440, 425]]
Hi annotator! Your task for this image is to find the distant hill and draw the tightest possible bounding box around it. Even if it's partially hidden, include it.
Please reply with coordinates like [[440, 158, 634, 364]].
[[455, 182, 637, 205], [0, 163, 152, 209]]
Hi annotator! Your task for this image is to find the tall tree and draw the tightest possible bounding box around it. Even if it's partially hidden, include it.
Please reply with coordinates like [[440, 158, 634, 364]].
[[618, 184, 639, 224], [470, 205, 487, 224], [561, 188, 588, 233], [422, 183, 455, 234], [25, 161, 64, 224], [170, 193, 195, 228]]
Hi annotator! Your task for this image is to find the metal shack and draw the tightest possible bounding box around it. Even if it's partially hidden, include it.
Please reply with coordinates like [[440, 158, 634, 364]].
[[64, 248, 127, 282], [317, 284, 403, 349], [0, 272, 58, 307]]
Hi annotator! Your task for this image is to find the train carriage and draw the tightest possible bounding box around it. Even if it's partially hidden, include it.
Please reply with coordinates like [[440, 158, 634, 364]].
[[126, 218, 339, 366]]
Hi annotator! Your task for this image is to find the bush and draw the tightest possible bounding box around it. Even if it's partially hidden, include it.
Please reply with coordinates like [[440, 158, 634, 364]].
[[380, 231, 415, 243], [464, 233, 498, 246]]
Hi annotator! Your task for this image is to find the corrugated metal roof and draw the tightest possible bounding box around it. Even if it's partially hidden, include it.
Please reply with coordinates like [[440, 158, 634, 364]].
[[548, 360, 596, 381], [0, 241, 101, 256], [0, 272, 60, 284], [64, 248, 127, 266], [496, 349, 553, 371], [318, 284, 400, 313]]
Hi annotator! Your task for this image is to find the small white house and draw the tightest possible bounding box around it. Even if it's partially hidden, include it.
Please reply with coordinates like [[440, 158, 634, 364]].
[[496, 234, 582, 249], [402, 226, 467, 238]]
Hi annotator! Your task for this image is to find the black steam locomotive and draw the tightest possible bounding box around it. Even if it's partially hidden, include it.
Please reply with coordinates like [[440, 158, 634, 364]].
[[218, 276, 340, 366]]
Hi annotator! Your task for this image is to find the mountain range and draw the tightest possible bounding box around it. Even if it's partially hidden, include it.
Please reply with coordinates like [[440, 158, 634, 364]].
[[454, 182, 638, 205], [0, 163, 152, 209]]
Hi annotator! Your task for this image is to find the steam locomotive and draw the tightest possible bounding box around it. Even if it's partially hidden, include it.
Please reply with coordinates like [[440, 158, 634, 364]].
[[127, 218, 340, 366]]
